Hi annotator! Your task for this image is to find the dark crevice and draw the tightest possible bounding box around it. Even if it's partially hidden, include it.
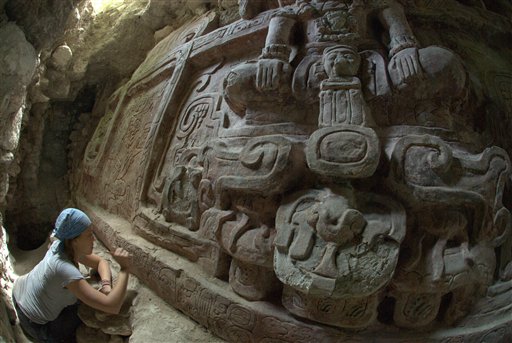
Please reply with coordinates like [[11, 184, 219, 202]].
[[11, 222, 51, 251], [377, 296, 396, 325]]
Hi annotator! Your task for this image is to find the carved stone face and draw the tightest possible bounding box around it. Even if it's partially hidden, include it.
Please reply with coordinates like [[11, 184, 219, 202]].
[[322, 46, 360, 78]]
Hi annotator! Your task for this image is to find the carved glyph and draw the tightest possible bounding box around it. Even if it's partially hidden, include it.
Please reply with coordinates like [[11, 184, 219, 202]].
[[274, 188, 406, 327]]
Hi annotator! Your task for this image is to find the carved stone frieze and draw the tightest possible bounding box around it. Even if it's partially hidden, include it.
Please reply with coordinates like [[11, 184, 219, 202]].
[[274, 188, 405, 327], [77, 2, 512, 342]]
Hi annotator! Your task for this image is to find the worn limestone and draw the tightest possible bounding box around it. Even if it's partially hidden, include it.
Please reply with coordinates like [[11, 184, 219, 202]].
[[73, 1, 512, 341], [2, 0, 512, 342]]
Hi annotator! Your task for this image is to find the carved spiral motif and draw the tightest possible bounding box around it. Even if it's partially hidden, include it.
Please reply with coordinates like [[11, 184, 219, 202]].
[[177, 97, 214, 138]]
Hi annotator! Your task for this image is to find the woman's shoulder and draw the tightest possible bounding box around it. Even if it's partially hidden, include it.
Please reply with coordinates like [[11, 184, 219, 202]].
[[51, 254, 83, 279], [47, 244, 76, 269]]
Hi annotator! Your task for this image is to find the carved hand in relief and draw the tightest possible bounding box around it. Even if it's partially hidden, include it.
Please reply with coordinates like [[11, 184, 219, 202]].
[[388, 47, 424, 88], [256, 58, 292, 92]]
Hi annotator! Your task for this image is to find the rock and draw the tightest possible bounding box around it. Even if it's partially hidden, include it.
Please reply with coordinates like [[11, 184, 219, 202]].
[[0, 22, 37, 151], [78, 303, 132, 337], [50, 44, 73, 71], [108, 335, 125, 343], [76, 325, 110, 343], [129, 286, 225, 343]]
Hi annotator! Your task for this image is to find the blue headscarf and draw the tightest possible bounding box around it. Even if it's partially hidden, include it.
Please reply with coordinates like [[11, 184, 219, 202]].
[[51, 208, 91, 252]]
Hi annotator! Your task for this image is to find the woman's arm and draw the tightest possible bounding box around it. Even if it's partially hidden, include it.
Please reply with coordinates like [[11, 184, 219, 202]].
[[67, 248, 131, 314], [79, 254, 113, 294]]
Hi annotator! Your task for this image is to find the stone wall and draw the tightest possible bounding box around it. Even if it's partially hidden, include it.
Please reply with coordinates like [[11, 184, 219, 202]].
[[1, 0, 512, 342], [0, 0, 229, 339], [73, 0, 512, 341], [1, 0, 228, 246], [0, 221, 15, 342]]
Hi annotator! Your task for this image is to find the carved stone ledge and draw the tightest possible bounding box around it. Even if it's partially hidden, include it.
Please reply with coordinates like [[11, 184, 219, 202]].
[[79, 199, 512, 343]]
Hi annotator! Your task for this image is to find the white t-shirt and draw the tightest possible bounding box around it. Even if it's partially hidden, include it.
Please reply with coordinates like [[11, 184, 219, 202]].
[[13, 241, 84, 324]]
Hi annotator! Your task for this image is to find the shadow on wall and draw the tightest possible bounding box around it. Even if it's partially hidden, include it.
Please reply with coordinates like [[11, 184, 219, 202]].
[[8, 237, 50, 277], [9, 223, 51, 252]]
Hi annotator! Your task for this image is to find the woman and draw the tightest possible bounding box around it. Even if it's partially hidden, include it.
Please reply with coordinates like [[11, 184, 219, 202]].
[[12, 208, 132, 342]]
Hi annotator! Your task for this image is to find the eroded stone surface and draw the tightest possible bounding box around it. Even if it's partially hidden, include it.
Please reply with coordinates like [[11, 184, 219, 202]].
[[0, 22, 37, 209], [83, 206, 512, 342], [72, 1, 512, 341], [129, 285, 225, 343], [0, 225, 16, 342], [1, 0, 512, 342]]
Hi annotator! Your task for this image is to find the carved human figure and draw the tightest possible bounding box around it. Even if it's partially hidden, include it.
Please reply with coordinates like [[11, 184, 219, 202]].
[[305, 44, 381, 178], [322, 44, 360, 80], [132, 0, 509, 332], [224, 0, 466, 128], [318, 44, 373, 127]]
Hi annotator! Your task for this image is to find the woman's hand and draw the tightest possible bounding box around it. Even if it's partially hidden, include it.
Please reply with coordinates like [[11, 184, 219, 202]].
[[79, 254, 113, 293], [69, 248, 131, 314], [112, 248, 132, 272], [100, 286, 112, 295], [99, 277, 112, 294]]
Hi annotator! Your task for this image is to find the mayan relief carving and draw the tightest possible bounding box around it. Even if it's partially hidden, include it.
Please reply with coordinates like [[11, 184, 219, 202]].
[[78, 1, 512, 341]]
